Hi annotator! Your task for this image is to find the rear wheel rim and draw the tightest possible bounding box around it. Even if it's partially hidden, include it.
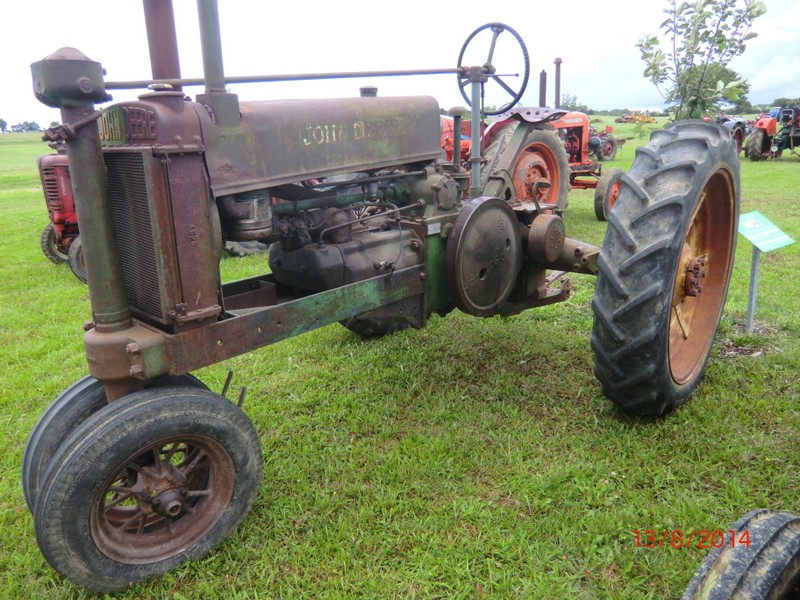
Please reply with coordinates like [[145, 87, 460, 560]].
[[512, 144, 562, 206], [668, 168, 736, 384], [607, 180, 622, 211]]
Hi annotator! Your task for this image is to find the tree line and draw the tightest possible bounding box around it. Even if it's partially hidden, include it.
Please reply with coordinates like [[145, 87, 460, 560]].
[[0, 119, 49, 133]]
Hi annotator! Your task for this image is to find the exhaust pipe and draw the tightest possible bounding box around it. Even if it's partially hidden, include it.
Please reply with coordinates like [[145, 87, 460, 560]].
[[142, 0, 182, 90], [194, 0, 240, 125], [554, 57, 562, 108]]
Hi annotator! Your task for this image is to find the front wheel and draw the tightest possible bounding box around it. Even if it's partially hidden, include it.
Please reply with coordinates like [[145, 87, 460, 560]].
[[34, 387, 263, 593], [593, 167, 624, 222], [40, 223, 68, 264], [591, 121, 739, 416], [22, 373, 207, 512]]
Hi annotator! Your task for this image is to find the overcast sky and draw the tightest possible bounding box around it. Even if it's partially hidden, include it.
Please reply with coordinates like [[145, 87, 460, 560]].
[[3, 0, 799, 128]]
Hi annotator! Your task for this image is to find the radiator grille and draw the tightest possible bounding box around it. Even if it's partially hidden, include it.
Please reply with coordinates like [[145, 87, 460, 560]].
[[105, 153, 164, 320], [40, 167, 63, 211]]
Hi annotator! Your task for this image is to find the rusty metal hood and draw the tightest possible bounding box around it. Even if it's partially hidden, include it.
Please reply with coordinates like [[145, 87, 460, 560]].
[[197, 95, 442, 197]]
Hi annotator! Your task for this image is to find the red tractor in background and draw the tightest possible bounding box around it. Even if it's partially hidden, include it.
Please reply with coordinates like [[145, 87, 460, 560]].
[[37, 150, 86, 282], [536, 111, 625, 222], [37, 150, 267, 284], [550, 111, 621, 184]]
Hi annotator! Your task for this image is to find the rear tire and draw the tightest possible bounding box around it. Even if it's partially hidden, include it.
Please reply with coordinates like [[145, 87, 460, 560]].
[[682, 510, 800, 600], [746, 128, 770, 161], [67, 235, 87, 283], [591, 121, 739, 416], [482, 123, 570, 211]]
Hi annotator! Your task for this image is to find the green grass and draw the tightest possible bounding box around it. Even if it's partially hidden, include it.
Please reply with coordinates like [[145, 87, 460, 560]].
[[0, 124, 798, 599]]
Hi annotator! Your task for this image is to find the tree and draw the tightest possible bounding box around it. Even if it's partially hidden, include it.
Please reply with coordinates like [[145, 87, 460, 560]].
[[10, 121, 42, 133], [772, 97, 800, 108], [0, 119, 6, 133], [638, 0, 766, 120], [560, 94, 590, 113], [684, 63, 752, 114]]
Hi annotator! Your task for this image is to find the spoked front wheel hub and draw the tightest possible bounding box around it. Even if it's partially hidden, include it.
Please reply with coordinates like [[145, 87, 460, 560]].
[[92, 436, 235, 564]]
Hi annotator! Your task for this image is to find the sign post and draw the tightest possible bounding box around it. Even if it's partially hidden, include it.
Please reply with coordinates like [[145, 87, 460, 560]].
[[737, 211, 795, 331]]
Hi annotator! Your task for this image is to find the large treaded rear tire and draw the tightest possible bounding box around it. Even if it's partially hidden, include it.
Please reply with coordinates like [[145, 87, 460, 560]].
[[482, 123, 570, 211], [746, 128, 769, 161], [591, 121, 739, 416], [682, 510, 800, 600]]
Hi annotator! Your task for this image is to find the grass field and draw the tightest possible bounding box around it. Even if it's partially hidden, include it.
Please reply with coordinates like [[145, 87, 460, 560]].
[[0, 122, 797, 599]]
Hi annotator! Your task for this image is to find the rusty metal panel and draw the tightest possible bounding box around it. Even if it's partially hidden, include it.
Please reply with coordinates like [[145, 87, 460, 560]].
[[165, 265, 426, 373], [164, 153, 222, 330], [198, 96, 443, 197], [98, 92, 204, 150]]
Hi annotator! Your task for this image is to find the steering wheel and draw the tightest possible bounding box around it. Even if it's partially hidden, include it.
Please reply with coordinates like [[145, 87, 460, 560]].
[[457, 23, 530, 116]]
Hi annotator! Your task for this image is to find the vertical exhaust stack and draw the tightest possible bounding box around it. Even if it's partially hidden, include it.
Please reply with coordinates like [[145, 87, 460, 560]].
[[143, 0, 182, 90], [195, 0, 240, 125], [554, 57, 562, 108], [539, 69, 547, 107]]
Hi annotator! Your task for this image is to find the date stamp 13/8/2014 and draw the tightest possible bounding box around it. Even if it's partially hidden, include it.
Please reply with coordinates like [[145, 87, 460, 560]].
[[633, 529, 751, 549]]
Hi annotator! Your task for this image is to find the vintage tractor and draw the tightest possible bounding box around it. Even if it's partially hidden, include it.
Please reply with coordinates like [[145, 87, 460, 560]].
[[553, 112, 620, 165], [37, 148, 87, 282], [27, 1, 740, 592], [746, 106, 800, 160], [715, 114, 748, 154], [442, 109, 622, 218]]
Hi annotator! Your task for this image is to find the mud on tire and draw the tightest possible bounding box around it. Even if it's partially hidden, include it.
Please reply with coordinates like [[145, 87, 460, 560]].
[[591, 121, 739, 417]]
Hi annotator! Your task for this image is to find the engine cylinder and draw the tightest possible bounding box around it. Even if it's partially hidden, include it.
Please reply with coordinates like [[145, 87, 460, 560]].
[[218, 190, 273, 241]]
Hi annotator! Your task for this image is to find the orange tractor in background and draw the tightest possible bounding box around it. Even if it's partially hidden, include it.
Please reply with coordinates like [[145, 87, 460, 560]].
[[441, 109, 623, 220]]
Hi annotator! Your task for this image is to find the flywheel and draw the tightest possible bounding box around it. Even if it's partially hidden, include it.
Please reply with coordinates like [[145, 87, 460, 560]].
[[445, 196, 522, 316]]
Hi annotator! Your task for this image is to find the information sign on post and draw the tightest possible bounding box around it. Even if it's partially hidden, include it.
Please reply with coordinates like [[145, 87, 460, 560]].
[[737, 211, 795, 331]]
